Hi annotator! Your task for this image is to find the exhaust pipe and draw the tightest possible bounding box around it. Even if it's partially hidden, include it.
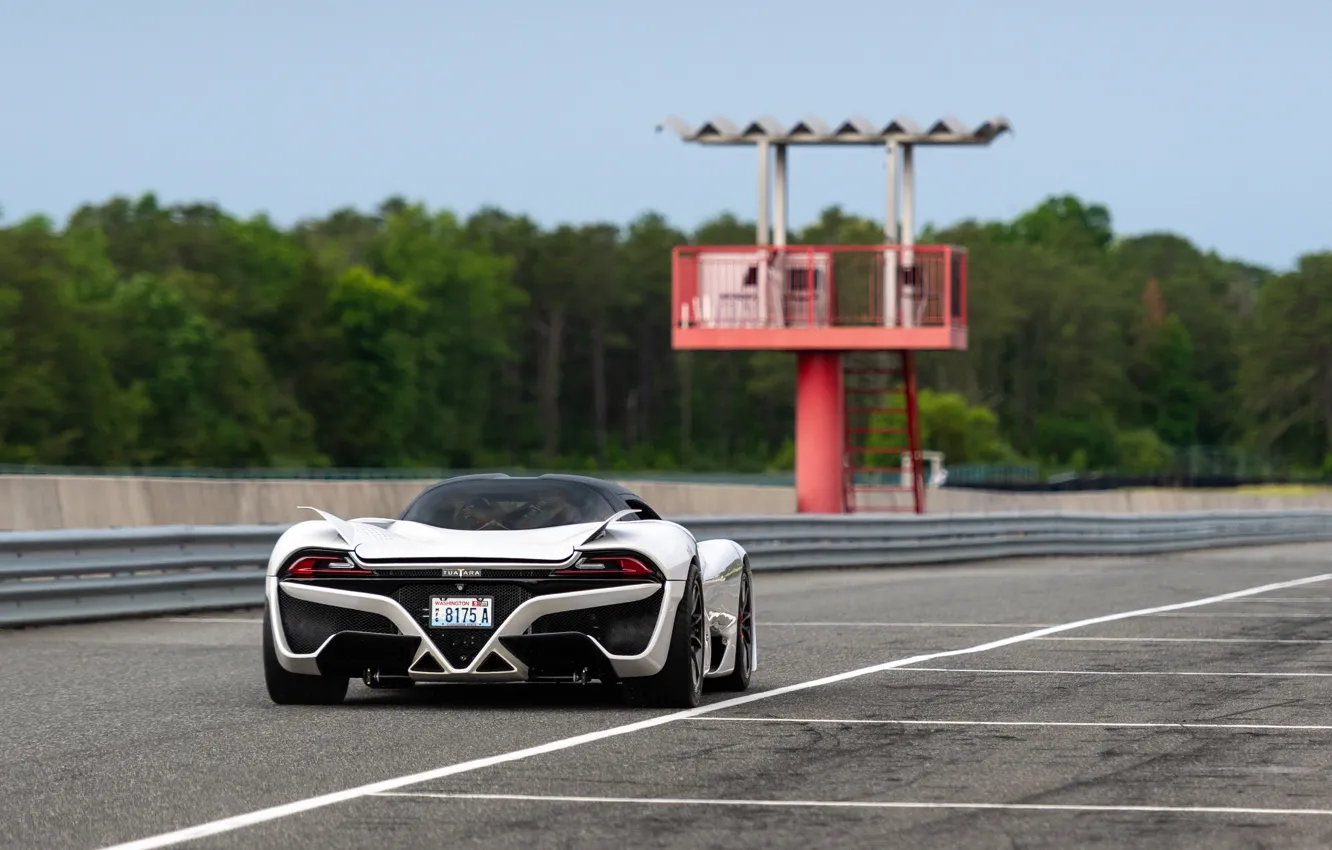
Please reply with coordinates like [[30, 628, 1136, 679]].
[[363, 669, 416, 689]]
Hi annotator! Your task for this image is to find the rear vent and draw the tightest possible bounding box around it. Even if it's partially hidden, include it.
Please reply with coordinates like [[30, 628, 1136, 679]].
[[530, 589, 664, 655], [278, 595, 399, 654]]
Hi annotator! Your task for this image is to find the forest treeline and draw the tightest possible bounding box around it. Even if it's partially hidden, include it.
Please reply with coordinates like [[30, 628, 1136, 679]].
[[0, 193, 1329, 475]]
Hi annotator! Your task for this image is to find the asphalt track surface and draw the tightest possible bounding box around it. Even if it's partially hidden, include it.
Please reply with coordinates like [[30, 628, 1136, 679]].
[[6, 544, 1332, 849]]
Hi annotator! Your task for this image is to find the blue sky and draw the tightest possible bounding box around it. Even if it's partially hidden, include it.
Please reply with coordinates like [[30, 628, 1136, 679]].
[[3, 0, 1328, 269]]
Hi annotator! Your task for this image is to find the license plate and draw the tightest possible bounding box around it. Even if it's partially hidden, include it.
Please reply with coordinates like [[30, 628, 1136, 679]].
[[430, 596, 493, 628]]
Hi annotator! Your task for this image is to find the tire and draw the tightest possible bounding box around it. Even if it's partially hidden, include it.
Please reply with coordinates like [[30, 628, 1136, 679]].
[[716, 562, 754, 691], [622, 564, 707, 709], [263, 607, 349, 705]]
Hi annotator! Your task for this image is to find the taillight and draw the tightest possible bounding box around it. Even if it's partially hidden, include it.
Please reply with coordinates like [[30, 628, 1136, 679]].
[[283, 553, 374, 578], [555, 555, 657, 578]]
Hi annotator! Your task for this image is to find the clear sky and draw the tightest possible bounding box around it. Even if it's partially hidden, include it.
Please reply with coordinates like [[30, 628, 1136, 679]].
[[3, 0, 1328, 270]]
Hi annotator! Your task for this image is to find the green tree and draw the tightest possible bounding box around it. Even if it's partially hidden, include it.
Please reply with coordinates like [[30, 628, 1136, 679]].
[[1146, 314, 1200, 446], [324, 265, 425, 465], [371, 204, 522, 466], [0, 217, 136, 465], [0, 189, 1318, 478], [915, 390, 1017, 464], [110, 270, 317, 466], [1116, 428, 1173, 474], [865, 390, 1016, 465], [1239, 252, 1332, 463]]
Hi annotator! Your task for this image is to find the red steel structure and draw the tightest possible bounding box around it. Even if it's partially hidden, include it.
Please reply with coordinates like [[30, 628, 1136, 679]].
[[660, 115, 1009, 513], [672, 245, 967, 513]]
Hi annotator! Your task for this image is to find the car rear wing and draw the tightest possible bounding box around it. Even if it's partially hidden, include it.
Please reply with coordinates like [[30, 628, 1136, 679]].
[[298, 504, 639, 551], [296, 507, 395, 547], [578, 509, 640, 547]]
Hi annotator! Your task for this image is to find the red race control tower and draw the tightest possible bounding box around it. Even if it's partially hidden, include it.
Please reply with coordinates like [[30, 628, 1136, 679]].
[[659, 115, 1010, 514]]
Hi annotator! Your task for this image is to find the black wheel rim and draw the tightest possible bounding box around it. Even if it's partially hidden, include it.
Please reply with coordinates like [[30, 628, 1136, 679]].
[[737, 574, 752, 674], [689, 580, 705, 691]]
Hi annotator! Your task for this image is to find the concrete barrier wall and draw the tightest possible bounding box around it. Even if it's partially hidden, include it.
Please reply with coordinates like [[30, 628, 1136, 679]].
[[1, 474, 1330, 531], [927, 487, 1332, 515], [0, 475, 798, 531]]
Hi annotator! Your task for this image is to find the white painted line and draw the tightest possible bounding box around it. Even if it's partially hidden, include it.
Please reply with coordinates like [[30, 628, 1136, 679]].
[[766, 611, 1332, 627], [95, 569, 1332, 850], [370, 791, 1332, 817], [1154, 612, 1327, 619], [766, 621, 1052, 628], [1039, 636, 1332, 645], [691, 716, 1332, 731], [169, 621, 1332, 641], [1235, 596, 1332, 602], [167, 618, 262, 624], [900, 667, 1332, 678], [185, 614, 1331, 626]]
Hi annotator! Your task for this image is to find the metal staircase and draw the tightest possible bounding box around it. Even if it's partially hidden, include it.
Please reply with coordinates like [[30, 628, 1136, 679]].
[[842, 350, 924, 513]]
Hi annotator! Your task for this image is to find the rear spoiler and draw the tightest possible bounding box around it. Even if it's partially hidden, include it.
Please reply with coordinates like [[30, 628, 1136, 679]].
[[578, 508, 640, 547], [297, 506, 395, 546], [301, 504, 637, 550]]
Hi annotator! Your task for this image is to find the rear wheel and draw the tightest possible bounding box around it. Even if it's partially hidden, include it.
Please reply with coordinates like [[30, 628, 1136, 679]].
[[622, 564, 706, 708], [263, 608, 349, 705], [716, 563, 754, 691]]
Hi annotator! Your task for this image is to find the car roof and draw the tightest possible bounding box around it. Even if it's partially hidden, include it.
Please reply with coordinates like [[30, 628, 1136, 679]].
[[537, 473, 644, 503], [412, 472, 649, 510]]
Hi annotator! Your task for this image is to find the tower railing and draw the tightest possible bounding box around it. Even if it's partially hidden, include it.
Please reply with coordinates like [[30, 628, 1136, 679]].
[[673, 244, 966, 332]]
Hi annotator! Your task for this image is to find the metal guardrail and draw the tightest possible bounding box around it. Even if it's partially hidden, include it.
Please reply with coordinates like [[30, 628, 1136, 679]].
[[2, 510, 1331, 627]]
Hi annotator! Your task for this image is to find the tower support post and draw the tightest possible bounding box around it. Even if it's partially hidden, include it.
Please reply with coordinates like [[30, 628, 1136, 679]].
[[794, 351, 845, 513], [756, 139, 770, 244], [901, 143, 917, 328], [901, 349, 925, 513], [884, 141, 899, 326]]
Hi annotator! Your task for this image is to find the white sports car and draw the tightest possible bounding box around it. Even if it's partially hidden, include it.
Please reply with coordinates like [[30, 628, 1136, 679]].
[[262, 473, 756, 708]]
